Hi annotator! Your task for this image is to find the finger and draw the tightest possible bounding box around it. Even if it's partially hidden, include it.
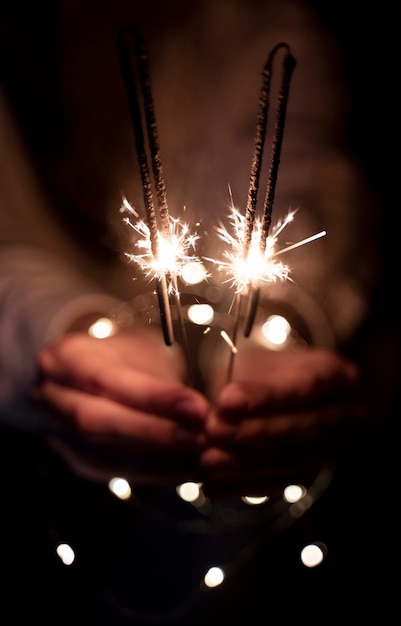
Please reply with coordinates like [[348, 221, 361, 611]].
[[204, 402, 365, 454], [33, 363, 209, 423], [38, 331, 184, 382], [201, 443, 332, 472], [78, 365, 209, 422], [215, 369, 360, 421], [30, 383, 206, 450], [46, 436, 203, 487]]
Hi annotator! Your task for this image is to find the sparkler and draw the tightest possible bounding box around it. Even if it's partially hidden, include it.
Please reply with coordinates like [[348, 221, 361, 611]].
[[118, 30, 326, 387], [208, 43, 326, 382], [243, 42, 296, 339], [118, 28, 198, 384], [209, 202, 326, 381]]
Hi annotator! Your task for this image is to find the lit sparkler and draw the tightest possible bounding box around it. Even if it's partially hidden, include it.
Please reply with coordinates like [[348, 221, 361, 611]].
[[211, 205, 295, 294], [118, 28, 198, 384], [118, 30, 326, 388], [208, 43, 326, 382], [209, 202, 326, 381], [210, 205, 326, 293], [122, 205, 200, 292], [242, 42, 296, 339]]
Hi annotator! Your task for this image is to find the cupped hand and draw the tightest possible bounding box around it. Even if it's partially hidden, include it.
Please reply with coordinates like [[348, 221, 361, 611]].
[[200, 344, 365, 496], [30, 328, 210, 485]]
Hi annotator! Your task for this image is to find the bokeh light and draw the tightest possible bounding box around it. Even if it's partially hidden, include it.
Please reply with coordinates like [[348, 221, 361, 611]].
[[88, 317, 116, 338]]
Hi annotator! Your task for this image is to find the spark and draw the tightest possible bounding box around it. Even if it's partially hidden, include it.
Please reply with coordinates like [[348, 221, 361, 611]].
[[275, 230, 327, 256], [208, 202, 326, 384], [122, 200, 201, 295], [120, 194, 139, 217], [206, 205, 325, 295], [220, 330, 238, 354]]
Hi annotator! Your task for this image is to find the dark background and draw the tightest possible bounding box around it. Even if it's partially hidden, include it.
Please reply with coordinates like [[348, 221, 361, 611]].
[[0, 1, 399, 623]]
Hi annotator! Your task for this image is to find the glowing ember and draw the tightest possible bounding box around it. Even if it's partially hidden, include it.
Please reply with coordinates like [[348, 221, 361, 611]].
[[207, 204, 325, 295], [121, 199, 201, 295], [220, 330, 238, 354]]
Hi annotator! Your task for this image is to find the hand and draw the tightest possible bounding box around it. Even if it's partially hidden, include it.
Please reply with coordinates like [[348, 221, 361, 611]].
[[201, 344, 365, 496], [30, 327, 209, 485]]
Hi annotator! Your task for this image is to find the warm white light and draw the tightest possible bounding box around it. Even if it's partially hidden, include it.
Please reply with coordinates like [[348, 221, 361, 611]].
[[300, 543, 326, 568], [207, 207, 292, 292], [56, 543, 75, 566], [123, 204, 200, 294], [241, 495, 269, 505], [283, 484, 306, 503], [88, 317, 116, 338], [262, 314, 291, 346], [181, 261, 208, 285], [207, 204, 325, 297], [108, 477, 132, 500], [203, 566, 225, 588], [188, 303, 214, 325], [220, 330, 237, 353], [176, 482, 202, 503]]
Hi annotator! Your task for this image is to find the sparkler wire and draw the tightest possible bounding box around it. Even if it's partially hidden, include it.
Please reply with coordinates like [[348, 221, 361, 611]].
[[226, 294, 242, 384], [119, 29, 196, 386], [118, 28, 174, 346], [133, 31, 171, 237], [261, 44, 296, 246], [243, 43, 296, 339], [223, 43, 296, 384]]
